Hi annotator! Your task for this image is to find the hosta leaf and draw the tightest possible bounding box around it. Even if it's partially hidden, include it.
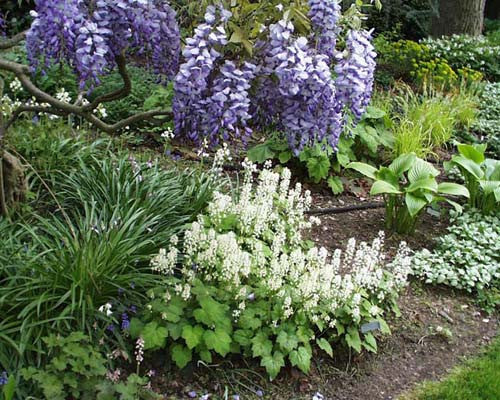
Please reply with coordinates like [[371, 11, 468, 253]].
[[405, 192, 428, 217], [182, 325, 204, 350], [370, 180, 402, 195], [316, 338, 333, 357], [389, 153, 416, 177], [457, 143, 485, 164], [437, 182, 470, 198], [376, 167, 399, 187], [289, 346, 311, 374], [260, 351, 285, 380], [408, 158, 438, 183], [449, 156, 484, 180], [203, 329, 231, 357], [347, 162, 377, 180], [407, 177, 438, 193], [479, 180, 500, 195], [171, 344, 192, 369]]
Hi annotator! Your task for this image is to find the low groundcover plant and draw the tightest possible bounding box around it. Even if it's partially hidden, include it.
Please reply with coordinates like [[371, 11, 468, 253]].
[[130, 162, 413, 379], [412, 211, 500, 294]]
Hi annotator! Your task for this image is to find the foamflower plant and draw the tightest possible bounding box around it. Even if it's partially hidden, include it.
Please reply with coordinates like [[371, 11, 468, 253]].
[[348, 153, 470, 234]]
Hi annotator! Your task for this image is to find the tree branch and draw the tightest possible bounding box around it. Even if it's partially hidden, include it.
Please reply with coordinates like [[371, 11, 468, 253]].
[[0, 31, 26, 50], [82, 53, 132, 111]]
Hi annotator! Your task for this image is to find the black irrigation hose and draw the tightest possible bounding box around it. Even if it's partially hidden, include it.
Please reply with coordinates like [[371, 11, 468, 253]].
[[306, 202, 385, 215]]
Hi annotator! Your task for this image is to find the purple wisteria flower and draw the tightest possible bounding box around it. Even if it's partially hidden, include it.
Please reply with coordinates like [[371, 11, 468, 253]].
[[334, 29, 377, 121], [0, 13, 6, 36], [121, 313, 130, 330], [173, 6, 257, 147], [308, 0, 341, 61], [26, 0, 180, 90], [255, 17, 343, 154]]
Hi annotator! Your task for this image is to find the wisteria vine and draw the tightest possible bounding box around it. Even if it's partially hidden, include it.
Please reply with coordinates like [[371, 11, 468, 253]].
[[173, 2, 376, 153], [26, 0, 180, 90], [3, 1, 377, 154], [334, 29, 377, 121]]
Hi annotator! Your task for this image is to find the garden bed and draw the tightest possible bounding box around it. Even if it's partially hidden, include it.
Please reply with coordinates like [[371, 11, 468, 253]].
[[139, 194, 497, 399]]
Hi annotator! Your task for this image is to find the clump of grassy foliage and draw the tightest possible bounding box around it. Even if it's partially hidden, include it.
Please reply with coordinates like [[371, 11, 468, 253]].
[[390, 83, 478, 158], [0, 124, 221, 370]]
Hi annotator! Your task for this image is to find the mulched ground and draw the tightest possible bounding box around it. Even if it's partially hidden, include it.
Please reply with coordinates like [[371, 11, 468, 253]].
[[148, 193, 498, 400]]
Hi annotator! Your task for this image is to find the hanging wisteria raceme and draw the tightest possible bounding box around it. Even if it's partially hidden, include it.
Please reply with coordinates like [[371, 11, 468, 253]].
[[26, 0, 180, 90], [173, 5, 229, 144], [334, 29, 377, 121], [256, 17, 343, 154], [173, 6, 257, 146], [205, 60, 257, 145], [308, 0, 341, 61]]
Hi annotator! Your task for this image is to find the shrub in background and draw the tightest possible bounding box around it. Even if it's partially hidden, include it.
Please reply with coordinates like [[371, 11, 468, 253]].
[[421, 34, 500, 81], [130, 164, 412, 379]]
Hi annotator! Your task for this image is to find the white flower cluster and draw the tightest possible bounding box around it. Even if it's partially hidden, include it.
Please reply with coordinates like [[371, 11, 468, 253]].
[[412, 211, 500, 292], [152, 162, 412, 325]]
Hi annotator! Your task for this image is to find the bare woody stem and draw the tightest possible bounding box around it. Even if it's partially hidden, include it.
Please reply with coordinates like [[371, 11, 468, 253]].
[[0, 33, 173, 143]]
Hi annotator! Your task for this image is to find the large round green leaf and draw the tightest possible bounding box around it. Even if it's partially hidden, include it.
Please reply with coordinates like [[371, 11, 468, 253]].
[[437, 182, 470, 198], [407, 177, 438, 193], [449, 156, 484, 180], [408, 158, 439, 183]]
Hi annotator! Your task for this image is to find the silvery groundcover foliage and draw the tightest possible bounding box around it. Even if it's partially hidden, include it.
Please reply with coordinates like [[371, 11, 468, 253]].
[[20, 0, 376, 154], [412, 211, 500, 292]]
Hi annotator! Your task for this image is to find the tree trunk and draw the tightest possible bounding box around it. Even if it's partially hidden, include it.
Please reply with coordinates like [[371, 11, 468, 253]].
[[431, 0, 486, 37], [0, 150, 27, 216]]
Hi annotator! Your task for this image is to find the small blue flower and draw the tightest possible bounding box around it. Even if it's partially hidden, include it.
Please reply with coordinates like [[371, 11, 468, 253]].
[[187, 391, 197, 398], [0, 371, 9, 386], [256, 389, 264, 397]]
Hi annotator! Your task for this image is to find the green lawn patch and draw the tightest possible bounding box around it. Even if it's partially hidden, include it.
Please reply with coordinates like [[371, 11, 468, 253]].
[[402, 337, 500, 400]]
